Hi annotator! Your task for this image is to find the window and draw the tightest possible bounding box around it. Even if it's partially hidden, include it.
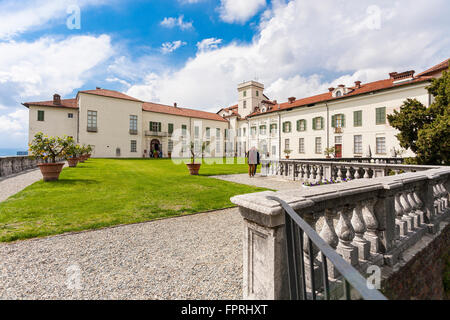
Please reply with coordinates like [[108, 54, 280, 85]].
[[168, 139, 174, 152], [335, 91, 342, 97], [376, 107, 386, 124], [312, 117, 324, 130], [251, 126, 257, 136], [87, 110, 97, 131], [130, 115, 138, 134], [282, 121, 291, 133], [376, 137, 386, 154], [206, 127, 210, 138], [297, 119, 306, 131], [243, 128, 246, 136], [68, 113, 73, 119], [168, 123, 174, 134], [182, 125, 187, 137], [259, 125, 266, 135], [354, 110, 362, 127], [243, 90, 247, 97], [354, 135, 362, 154], [270, 124, 277, 135], [256, 90, 259, 97], [194, 126, 199, 139], [238, 128, 241, 137], [335, 136, 343, 144], [216, 128, 220, 139], [272, 145, 276, 156], [150, 121, 161, 132], [299, 138, 305, 153], [315, 137, 322, 154], [130, 140, 137, 153], [243, 100, 247, 109], [216, 140, 221, 153], [331, 114, 345, 128], [37, 110, 45, 121], [285, 139, 290, 150]]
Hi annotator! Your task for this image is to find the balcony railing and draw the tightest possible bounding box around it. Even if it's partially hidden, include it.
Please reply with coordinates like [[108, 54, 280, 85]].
[[145, 131, 168, 137], [334, 127, 343, 133]]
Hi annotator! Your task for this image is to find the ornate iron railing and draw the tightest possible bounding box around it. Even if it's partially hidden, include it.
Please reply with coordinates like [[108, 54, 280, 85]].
[[267, 196, 387, 300]]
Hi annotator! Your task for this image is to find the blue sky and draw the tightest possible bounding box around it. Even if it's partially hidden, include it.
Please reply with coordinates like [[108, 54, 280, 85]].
[[0, 0, 449, 149]]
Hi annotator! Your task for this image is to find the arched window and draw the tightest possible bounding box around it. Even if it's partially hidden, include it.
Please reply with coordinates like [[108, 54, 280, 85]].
[[335, 90, 342, 97]]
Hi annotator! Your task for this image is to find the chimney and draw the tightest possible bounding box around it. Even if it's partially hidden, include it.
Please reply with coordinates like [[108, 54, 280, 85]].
[[53, 94, 61, 105], [338, 84, 345, 88], [96, 87, 101, 90], [174, 102, 177, 108], [328, 87, 335, 92], [354, 81, 361, 88], [273, 100, 277, 104], [288, 97, 296, 104], [390, 70, 415, 81]]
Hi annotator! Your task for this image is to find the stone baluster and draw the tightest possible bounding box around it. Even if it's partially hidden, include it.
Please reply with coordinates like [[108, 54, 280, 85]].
[[361, 198, 380, 254], [363, 167, 370, 179], [306, 164, 311, 181], [433, 184, 441, 215], [300, 164, 305, 180], [354, 166, 361, 179], [318, 165, 324, 182], [346, 166, 352, 180], [438, 182, 448, 210], [399, 192, 414, 232], [319, 208, 339, 278], [312, 165, 317, 181], [302, 213, 320, 289], [337, 166, 343, 182], [394, 194, 408, 237], [406, 189, 420, 228], [335, 205, 358, 265], [291, 163, 296, 180], [351, 202, 370, 261]]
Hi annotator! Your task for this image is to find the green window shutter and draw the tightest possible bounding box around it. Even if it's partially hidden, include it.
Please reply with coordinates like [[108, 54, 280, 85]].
[[297, 120, 300, 131], [168, 123, 173, 134], [331, 115, 335, 128], [376, 107, 386, 124], [341, 114, 345, 127], [37, 110, 44, 121], [303, 120, 307, 131], [320, 117, 324, 129], [313, 118, 316, 130], [158, 122, 161, 132], [149, 122, 152, 130]]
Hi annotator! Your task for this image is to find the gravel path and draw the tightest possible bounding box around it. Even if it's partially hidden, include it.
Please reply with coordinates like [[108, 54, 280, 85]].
[[0, 169, 43, 202], [0, 207, 243, 300], [211, 173, 304, 191]]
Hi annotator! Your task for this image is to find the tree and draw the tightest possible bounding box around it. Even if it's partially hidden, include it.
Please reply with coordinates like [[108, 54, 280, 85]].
[[387, 70, 450, 165]]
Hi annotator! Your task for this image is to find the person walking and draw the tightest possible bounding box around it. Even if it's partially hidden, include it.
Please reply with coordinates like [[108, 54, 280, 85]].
[[247, 146, 258, 178], [252, 149, 260, 176]]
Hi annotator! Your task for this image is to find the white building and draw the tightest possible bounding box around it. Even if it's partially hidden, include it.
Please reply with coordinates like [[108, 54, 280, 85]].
[[24, 59, 448, 159]]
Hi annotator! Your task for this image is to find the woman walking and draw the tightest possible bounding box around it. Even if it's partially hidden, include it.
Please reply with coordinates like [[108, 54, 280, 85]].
[[247, 146, 258, 178]]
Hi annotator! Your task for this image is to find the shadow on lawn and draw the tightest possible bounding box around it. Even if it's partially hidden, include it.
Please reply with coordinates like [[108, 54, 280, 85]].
[[49, 179, 99, 185]]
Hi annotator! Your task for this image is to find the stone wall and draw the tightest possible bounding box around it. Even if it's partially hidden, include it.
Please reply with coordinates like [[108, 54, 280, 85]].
[[0, 156, 38, 178], [381, 219, 450, 300]]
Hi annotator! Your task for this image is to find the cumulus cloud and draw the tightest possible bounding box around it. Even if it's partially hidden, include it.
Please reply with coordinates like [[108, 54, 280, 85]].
[[160, 15, 193, 30], [0, 108, 29, 147], [196, 38, 223, 52], [219, 0, 266, 24], [161, 40, 187, 54], [126, 0, 450, 111]]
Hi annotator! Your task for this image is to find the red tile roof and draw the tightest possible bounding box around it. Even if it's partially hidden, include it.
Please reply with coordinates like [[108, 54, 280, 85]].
[[22, 98, 77, 109], [143, 102, 228, 122], [416, 58, 449, 77], [247, 76, 434, 118], [78, 88, 143, 102]]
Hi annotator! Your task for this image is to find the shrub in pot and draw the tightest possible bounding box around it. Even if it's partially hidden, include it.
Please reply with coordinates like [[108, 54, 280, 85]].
[[66, 143, 82, 167], [29, 132, 71, 181], [284, 149, 292, 159], [186, 141, 206, 175]]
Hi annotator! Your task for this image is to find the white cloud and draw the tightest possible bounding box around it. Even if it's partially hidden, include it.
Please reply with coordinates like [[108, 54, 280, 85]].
[[161, 40, 187, 54], [219, 0, 266, 24], [179, 0, 204, 3], [196, 38, 223, 52], [0, 108, 29, 147], [160, 15, 193, 30], [126, 0, 450, 112], [0, 0, 110, 40]]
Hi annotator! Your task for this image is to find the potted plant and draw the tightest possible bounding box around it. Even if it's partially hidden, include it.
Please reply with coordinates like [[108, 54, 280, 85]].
[[186, 141, 205, 175], [29, 132, 71, 181], [284, 149, 292, 159], [324, 147, 336, 159], [66, 141, 81, 168], [78, 145, 87, 163], [85, 145, 93, 159]]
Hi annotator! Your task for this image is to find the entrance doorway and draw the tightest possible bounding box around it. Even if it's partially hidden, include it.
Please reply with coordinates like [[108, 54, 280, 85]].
[[335, 144, 342, 158], [150, 139, 161, 158]]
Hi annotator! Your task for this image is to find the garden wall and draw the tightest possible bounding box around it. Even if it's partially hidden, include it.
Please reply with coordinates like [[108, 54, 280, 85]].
[[0, 156, 38, 178]]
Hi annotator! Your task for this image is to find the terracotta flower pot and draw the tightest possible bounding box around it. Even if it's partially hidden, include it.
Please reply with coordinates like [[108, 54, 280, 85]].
[[38, 162, 65, 181], [67, 158, 79, 168], [285, 155, 290, 159], [79, 155, 86, 163], [186, 163, 201, 175]]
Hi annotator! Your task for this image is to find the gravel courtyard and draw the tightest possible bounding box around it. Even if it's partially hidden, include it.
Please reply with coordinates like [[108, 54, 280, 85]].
[[0, 207, 242, 299]]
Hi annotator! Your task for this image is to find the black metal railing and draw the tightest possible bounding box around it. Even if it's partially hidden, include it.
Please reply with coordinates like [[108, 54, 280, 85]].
[[267, 196, 387, 300]]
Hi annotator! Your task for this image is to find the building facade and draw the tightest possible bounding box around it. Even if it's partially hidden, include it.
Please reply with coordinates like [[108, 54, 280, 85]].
[[24, 59, 448, 159]]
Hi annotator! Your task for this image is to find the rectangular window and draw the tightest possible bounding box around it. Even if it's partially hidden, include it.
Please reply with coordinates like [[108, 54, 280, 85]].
[[259, 125, 266, 135], [335, 136, 343, 144], [313, 117, 324, 130], [194, 126, 199, 139], [129, 115, 138, 134], [354, 110, 362, 127], [68, 113, 73, 119], [256, 90, 259, 97], [315, 137, 322, 154], [243, 90, 247, 97], [376, 107, 386, 125], [37, 110, 45, 121], [168, 123, 174, 134], [206, 127, 210, 138], [243, 127, 246, 136], [216, 140, 221, 153], [354, 135, 362, 154], [283, 121, 291, 133], [297, 119, 306, 131], [376, 137, 386, 154], [251, 126, 257, 136], [182, 125, 187, 137], [272, 145, 276, 156], [335, 114, 344, 128], [299, 138, 305, 153], [285, 139, 290, 150], [130, 140, 137, 153], [87, 110, 97, 131], [168, 139, 173, 152], [149, 121, 161, 132], [270, 123, 277, 135], [216, 128, 220, 139]]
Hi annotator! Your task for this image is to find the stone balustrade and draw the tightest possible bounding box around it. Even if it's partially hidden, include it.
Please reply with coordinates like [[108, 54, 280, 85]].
[[261, 159, 439, 183], [0, 156, 38, 178], [231, 166, 450, 299]]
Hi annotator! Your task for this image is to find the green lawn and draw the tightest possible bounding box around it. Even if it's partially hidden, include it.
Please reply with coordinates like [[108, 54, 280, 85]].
[[0, 158, 265, 242]]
